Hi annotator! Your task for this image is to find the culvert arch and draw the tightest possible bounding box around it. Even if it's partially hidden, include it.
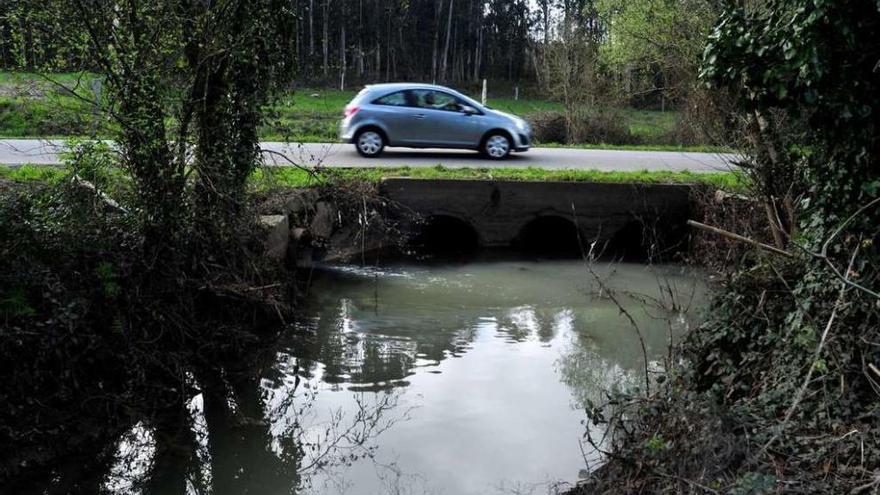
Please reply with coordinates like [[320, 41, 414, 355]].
[[411, 214, 481, 256], [513, 215, 582, 256]]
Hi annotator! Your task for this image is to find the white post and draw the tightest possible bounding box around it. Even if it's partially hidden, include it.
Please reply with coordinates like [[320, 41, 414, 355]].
[[514, 86, 519, 100], [91, 78, 102, 136], [481, 79, 487, 106]]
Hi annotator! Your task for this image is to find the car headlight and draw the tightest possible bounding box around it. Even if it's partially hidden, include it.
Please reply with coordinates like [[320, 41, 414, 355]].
[[515, 119, 529, 131]]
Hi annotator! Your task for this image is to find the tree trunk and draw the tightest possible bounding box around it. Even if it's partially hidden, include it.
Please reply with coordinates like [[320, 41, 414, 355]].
[[542, 0, 550, 44], [431, 0, 441, 82], [385, 15, 391, 80], [357, 0, 364, 76], [340, 19, 346, 90], [322, 0, 329, 75], [473, 24, 481, 82], [309, 0, 314, 56], [440, 0, 454, 82]]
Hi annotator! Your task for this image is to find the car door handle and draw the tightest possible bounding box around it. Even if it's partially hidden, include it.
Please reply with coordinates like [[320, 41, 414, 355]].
[[413, 114, 426, 119]]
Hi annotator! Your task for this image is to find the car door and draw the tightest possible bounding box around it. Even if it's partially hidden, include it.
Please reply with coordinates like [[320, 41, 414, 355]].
[[370, 90, 424, 145], [411, 90, 481, 147]]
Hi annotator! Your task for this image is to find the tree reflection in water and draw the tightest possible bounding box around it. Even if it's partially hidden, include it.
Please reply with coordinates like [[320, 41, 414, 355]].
[[98, 337, 406, 495], [10, 261, 704, 494]]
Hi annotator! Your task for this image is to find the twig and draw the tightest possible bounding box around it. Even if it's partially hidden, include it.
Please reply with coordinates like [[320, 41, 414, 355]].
[[654, 470, 720, 494], [243, 283, 282, 292], [687, 220, 794, 258], [71, 174, 128, 213], [258, 148, 324, 179], [573, 203, 651, 395]]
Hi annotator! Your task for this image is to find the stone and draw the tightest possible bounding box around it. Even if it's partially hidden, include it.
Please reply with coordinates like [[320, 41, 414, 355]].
[[309, 201, 336, 239], [290, 227, 309, 242], [260, 215, 289, 261], [281, 189, 319, 219]]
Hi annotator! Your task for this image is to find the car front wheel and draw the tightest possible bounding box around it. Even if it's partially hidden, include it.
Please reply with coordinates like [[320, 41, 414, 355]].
[[483, 133, 511, 160], [355, 129, 385, 158]]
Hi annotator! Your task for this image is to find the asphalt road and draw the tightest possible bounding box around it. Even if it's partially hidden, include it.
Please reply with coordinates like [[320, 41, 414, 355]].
[[0, 138, 738, 172]]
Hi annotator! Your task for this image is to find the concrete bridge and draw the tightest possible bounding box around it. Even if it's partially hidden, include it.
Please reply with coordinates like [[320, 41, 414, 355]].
[[380, 178, 693, 256]]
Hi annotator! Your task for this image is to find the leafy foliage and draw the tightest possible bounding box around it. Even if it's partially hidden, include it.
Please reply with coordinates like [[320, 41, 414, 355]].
[[0, 1, 302, 491], [579, 0, 880, 492], [598, 0, 717, 101]]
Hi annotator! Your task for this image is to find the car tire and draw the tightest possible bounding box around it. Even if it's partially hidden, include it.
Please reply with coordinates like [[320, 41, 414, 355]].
[[355, 129, 385, 158], [482, 133, 511, 160]]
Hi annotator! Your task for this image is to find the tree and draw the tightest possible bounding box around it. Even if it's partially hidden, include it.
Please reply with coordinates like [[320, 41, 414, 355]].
[[693, 1, 880, 489], [598, 0, 717, 104], [1, 1, 300, 490]]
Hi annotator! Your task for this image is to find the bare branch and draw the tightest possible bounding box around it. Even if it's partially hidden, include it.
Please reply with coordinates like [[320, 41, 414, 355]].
[[687, 219, 795, 258]]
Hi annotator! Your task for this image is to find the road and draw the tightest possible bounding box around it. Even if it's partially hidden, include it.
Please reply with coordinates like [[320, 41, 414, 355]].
[[0, 139, 738, 172]]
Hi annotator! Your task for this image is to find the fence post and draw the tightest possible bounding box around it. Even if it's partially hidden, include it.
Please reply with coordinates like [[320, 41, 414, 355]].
[[514, 86, 519, 100], [481, 79, 487, 106], [90, 78, 102, 137]]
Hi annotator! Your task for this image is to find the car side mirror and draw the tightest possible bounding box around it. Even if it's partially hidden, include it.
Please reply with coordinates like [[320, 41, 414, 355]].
[[460, 105, 478, 115]]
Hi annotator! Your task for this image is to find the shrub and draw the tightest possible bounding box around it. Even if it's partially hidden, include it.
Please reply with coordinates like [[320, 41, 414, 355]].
[[527, 107, 641, 145], [526, 110, 567, 144], [0, 98, 97, 136], [567, 107, 641, 145]]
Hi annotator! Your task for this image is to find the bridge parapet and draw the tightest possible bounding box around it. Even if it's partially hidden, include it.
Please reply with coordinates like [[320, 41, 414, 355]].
[[380, 178, 692, 253]]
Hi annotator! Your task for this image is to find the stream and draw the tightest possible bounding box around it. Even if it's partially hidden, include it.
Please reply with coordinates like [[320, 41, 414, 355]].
[[105, 258, 706, 495], [273, 259, 705, 494]]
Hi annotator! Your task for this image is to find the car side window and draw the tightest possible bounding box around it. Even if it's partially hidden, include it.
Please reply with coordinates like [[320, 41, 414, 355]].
[[413, 90, 466, 112], [373, 91, 408, 106]]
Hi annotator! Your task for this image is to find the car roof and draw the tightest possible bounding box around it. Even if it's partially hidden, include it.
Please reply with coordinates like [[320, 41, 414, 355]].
[[364, 82, 455, 92]]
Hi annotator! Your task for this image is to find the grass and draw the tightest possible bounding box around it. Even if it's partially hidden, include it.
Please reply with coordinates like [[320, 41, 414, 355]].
[[0, 164, 68, 182], [0, 71, 101, 87], [538, 142, 732, 153], [2, 163, 746, 192], [0, 72, 713, 152], [0, 96, 101, 137], [251, 165, 746, 191], [619, 108, 679, 142]]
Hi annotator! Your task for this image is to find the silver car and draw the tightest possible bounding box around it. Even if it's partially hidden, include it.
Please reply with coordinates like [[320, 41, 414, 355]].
[[339, 83, 532, 159]]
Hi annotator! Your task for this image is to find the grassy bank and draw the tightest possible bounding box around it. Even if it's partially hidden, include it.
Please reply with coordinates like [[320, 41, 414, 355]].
[[1, 163, 745, 191], [0, 71, 710, 151], [538, 142, 732, 153], [254, 165, 744, 190]]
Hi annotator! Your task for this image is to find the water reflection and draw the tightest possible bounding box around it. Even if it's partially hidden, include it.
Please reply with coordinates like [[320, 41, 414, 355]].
[[81, 259, 703, 495], [102, 346, 305, 495], [272, 259, 705, 494]]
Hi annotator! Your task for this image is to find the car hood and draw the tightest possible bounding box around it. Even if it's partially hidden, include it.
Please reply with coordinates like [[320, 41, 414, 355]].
[[485, 108, 527, 127]]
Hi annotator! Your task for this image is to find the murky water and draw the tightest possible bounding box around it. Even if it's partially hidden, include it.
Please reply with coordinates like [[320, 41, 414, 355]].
[[267, 259, 706, 495], [97, 258, 705, 495]]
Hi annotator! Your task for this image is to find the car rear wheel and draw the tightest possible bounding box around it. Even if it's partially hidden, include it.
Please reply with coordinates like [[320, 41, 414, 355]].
[[482, 133, 511, 160], [355, 129, 385, 158]]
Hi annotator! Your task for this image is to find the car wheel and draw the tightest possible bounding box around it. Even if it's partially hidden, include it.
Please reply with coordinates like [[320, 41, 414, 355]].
[[355, 129, 385, 158], [483, 133, 511, 160]]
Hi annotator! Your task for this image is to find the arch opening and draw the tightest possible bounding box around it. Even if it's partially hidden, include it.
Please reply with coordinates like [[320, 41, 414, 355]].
[[606, 219, 688, 261], [411, 215, 480, 257], [513, 216, 581, 257], [606, 221, 649, 260]]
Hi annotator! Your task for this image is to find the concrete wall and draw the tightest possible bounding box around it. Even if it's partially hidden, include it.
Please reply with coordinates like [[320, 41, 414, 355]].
[[380, 178, 692, 249]]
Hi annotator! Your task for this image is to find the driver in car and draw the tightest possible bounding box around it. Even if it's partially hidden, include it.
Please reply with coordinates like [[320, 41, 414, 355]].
[[424, 92, 460, 111]]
